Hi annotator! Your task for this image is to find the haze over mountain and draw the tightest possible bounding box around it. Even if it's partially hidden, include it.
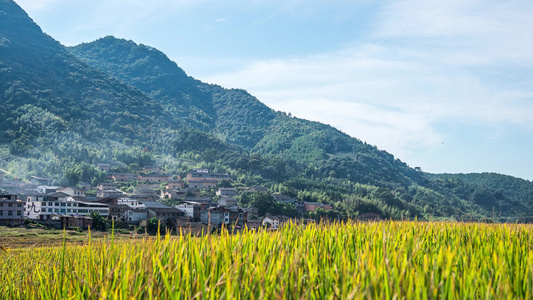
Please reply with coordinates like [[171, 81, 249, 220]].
[[69, 36, 426, 186], [2, 0, 533, 221], [15, 0, 533, 181]]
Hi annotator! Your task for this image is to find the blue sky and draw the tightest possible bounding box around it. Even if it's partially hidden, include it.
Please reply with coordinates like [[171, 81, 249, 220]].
[[16, 0, 533, 180]]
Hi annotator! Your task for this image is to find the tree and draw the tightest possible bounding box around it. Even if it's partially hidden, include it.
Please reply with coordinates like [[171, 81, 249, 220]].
[[147, 217, 160, 234], [373, 187, 403, 209], [165, 218, 174, 233], [64, 167, 80, 186], [218, 180, 233, 188], [129, 163, 140, 172], [89, 212, 107, 231], [280, 203, 298, 218], [249, 193, 277, 217]]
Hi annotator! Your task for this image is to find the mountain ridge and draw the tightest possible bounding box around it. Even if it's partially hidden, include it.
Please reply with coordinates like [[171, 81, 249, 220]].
[[69, 36, 427, 187]]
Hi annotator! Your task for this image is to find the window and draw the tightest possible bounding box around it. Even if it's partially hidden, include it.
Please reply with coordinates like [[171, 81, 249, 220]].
[[60, 209, 65, 213], [17, 203, 22, 207], [55, 203, 59, 207], [54, 209, 59, 213], [8, 211, 13, 216], [61, 203, 66, 207], [48, 208, 53, 212], [67, 209, 71, 213], [17, 211, 21, 216], [8, 203, 13, 207], [0, 211, 3, 216], [67, 203, 71, 207]]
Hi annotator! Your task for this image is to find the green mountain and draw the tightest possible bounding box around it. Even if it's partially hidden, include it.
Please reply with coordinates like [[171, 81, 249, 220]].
[[69, 36, 425, 187], [0, 1, 170, 143], [0, 0, 236, 178], [2, 0, 533, 221], [427, 173, 533, 213]]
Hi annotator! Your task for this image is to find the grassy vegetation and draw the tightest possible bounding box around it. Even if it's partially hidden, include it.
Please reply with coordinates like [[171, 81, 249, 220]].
[[0, 226, 137, 248], [1, 221, 533, 299]]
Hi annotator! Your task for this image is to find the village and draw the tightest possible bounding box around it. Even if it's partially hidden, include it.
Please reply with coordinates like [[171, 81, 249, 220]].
[[0, 166, 337, 235]]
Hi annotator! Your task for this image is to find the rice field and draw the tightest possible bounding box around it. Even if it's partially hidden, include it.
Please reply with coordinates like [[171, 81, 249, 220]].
[[1, 221, 533, 299]]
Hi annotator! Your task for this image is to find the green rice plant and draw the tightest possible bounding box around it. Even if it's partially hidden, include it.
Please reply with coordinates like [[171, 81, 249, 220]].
[[1, 221, 532, 299]]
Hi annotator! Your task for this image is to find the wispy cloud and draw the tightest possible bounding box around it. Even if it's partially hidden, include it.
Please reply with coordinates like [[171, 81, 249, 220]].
[[204, 0, 533, 164], [375, 0, 533, 65]]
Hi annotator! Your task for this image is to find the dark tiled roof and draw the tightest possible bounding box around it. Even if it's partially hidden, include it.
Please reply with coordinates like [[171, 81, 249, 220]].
[[147, 207, 183, 214], [142, 202, 172, 209]]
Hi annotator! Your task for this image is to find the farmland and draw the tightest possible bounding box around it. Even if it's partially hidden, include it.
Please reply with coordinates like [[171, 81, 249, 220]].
[[1, 221, 533, 299], [0, 226, 139, 249]]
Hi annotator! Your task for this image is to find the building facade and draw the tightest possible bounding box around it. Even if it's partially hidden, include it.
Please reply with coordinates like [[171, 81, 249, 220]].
[[0, 194, 25, 226], [137, 174, 172, 183], [304, 202, 332, 212], [25, 195, 109, 220], [124, 209, 148, 223], [216, 188, 237, 197]]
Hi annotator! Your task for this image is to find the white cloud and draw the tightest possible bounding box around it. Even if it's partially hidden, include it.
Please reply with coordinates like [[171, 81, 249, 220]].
[[202, 47, 445, 158], [204, 34, 533, 162], [375, 0, 533, 65]]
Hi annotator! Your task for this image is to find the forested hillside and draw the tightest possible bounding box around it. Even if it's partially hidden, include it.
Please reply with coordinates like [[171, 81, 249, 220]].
[[1, 0, 533, 221], [70, 36, 426, 188], [427, 173, 533, 212], [70, 37, 277, 145]]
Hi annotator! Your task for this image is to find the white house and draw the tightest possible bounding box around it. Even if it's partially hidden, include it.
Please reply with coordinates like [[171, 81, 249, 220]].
[[37, 186, 61, 194], [262, 214, 280, 229], [25, 195, 109, 220], [175, 203, 197, 219], [58, 187, 85, 197], [117, 198, 144, 208], [216, 188, 237, 197], [262, 214, 291, 230]]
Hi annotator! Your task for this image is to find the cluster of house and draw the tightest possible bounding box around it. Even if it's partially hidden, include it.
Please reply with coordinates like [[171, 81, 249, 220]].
[[0, 168, 333, 233]]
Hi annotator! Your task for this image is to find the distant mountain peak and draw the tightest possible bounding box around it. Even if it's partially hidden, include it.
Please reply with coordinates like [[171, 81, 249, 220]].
[[0, 0, 56, 46], [71, 35, 189, 79]]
